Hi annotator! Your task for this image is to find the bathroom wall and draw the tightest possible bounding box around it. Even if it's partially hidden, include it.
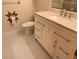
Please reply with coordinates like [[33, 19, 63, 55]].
[[2, 0, 34, 33], [33, 0, 37, 12], [36, 0, 52, 11]]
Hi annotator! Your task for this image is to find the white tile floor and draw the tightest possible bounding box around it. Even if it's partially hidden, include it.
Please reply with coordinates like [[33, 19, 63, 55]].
[[3, 30, 52, 59]]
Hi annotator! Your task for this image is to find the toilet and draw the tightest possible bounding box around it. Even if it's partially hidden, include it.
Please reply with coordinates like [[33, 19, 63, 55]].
[[22, 21, 35, 35]]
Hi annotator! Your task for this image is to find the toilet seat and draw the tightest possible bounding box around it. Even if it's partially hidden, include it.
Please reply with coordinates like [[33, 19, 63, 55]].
[[22, 22, 34, 27]]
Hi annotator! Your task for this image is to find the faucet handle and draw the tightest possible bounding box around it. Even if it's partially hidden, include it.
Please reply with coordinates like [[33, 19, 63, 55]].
[[68, 12, 74, 18], [68, 8, 74, 18], [63, 9, 67, 17], [70, 8, 74, 11], [60, 9, 67, 17], [60, 9, 64, 16]]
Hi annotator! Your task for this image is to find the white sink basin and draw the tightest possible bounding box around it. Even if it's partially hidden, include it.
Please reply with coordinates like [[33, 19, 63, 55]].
[[49, 16, 59, 20], [49, 15, 76, 22]]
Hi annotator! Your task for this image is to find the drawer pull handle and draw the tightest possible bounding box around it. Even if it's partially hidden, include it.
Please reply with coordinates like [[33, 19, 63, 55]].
[[53, 41, 57, 48], [59, 47, 69, 55], [36, 27, 40, 31], [53, 45, 56, 48], [36, 34, 40, 39], [54, 31, 70, 43], [56, 56, 59, 59], [37, 21, 45, 27]]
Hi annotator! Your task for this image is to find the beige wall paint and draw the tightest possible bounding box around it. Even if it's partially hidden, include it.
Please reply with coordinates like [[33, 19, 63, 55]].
[[36, 0, 52, 11], [3, 0, 52, 33], [33, 0, 37, 12], [3, 0, 34, 33]]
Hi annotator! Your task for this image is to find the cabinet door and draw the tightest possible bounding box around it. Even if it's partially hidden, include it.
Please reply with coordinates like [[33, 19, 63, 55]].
[[41, 22, 56, 58], [54, 48, 68, 59], [40, 19, 49, 48]]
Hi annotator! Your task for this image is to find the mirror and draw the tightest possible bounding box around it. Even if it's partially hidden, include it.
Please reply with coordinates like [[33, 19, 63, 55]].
[[51, 0, 77, 12], [51, 0, 63, 9]]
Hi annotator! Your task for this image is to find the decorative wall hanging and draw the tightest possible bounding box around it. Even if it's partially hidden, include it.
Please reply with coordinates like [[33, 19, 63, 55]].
[[5, 11, 19, 24], [3, 0, 20, 4]]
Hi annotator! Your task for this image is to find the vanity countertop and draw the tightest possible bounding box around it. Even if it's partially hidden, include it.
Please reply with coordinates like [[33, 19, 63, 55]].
[[35, 11, 77, 32]]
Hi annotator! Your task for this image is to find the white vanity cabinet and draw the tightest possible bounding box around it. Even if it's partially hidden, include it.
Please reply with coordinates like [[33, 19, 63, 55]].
[[35, 15, 56, 57], [35, 14, 76, 59]]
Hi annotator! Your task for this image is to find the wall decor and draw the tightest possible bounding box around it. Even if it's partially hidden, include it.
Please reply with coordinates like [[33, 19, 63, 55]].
[[3, 0, 20, 4], [5, 11, 19, 24]]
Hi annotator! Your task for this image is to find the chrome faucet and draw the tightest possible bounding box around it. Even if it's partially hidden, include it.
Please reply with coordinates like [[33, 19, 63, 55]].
[[60, 8, 74, 18], [64, 9, 67, 17], [68, 8, 74, 18], [60, 9, 67, 17], [69, 12, 73, 18], [69, 13, 71, 18], [60, 9, 64, 16]]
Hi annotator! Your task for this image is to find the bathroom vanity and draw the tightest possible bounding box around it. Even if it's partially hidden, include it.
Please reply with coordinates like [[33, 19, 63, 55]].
[[35, 11, 77, 59]]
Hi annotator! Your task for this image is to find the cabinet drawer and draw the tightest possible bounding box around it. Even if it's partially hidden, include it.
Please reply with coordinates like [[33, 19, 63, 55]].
[[54, 28, 76, 43], [54, 49, 63, 59], [54, 48, 74, 59], [55, 24, 77, 38], [35, 15, 49, 28]]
